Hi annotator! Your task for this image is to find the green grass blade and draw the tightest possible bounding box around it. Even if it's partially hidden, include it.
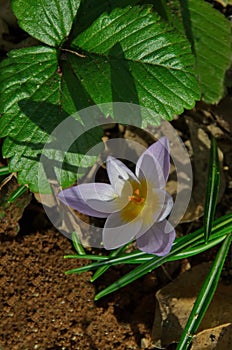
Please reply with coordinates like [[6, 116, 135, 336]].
[[65, 214, 232, 276], [65, 231, 227, 264], [90, 244, 128, 282], [0, 166, 10, 176], [65, 251, 147, 275], [94, 215, 232, 300], [93, 249, 186, 300], [8, 185, 27, 203], [133, 228, 228, 263], [204, 136, 220, 243], [64, 254, 108, 261], [176, 233, 232, 350], [131, 214, 232, 263], [72, 231, 86, 255], [172, 234, 227, 260], [64, 214, 232, 298], [66, 213, 232, 264]]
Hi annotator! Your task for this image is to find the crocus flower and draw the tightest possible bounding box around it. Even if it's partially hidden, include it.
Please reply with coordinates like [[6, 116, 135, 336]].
[[58, 137, 175, 256]]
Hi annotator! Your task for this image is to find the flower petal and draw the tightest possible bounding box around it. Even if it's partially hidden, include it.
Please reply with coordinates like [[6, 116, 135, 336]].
[[136, 220, 176, 256], [106, 156, 138, 195], [136, 137, 170, 186], [133, 189, 167, 240], [58, 183, 117, 218], [103, 211, 142, 250], [157, 192, 173, 222]]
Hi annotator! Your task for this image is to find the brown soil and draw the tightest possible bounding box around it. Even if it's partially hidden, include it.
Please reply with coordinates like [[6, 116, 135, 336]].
[[0, 227, 157, 350]]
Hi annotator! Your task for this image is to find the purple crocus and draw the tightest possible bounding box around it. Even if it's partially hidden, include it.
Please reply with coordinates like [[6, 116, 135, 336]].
[[58, 137, 175, 256]]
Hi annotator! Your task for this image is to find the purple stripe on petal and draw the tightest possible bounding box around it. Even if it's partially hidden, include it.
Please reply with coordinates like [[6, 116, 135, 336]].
[[58, 183, 116, 218], [103, 212, 142, 250], [136, 220, 176, 256], [136, 137, 170, 185]]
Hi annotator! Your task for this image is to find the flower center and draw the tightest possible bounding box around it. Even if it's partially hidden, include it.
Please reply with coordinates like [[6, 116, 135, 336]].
[[128, 188, 145, 204], [120, 179, 147, 223]]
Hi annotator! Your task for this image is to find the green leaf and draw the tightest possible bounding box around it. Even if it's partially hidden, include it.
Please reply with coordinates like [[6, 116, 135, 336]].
[[12, 0, 81, 46], [204, 136, 220, 243], [0, 46, 58, 131], [71, 5, 200, 121], [166, 0, 232, 103], [0, 46, 101, 193], [177, 233, 232, 350], [72, 0, 140, 36], [0, 3, 202, 193]]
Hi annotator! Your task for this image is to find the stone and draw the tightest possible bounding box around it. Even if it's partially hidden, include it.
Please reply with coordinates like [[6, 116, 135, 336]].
[[152, 262, 232, 348]]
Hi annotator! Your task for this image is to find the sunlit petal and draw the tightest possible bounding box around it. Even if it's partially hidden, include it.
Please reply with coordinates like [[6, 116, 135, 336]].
[[58, 183, 116, 217], [136, 220, 176, 256], [157, 192, 173, 222], [103, 212, 142, 249], [136, 137, 170, 186], [134, 188, 167, 240], [149, 188, 167, 221], [106, 156, 138, 195]]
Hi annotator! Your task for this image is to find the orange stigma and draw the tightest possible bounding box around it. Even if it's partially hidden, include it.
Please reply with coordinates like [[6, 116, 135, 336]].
[[128, 188, 145, 204], [119, 179, 149, 223]]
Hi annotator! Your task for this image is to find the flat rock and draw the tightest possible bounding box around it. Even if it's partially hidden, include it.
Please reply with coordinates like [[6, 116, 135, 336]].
[[152, 262, 232, 347], [191, 323, 232, 350]]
